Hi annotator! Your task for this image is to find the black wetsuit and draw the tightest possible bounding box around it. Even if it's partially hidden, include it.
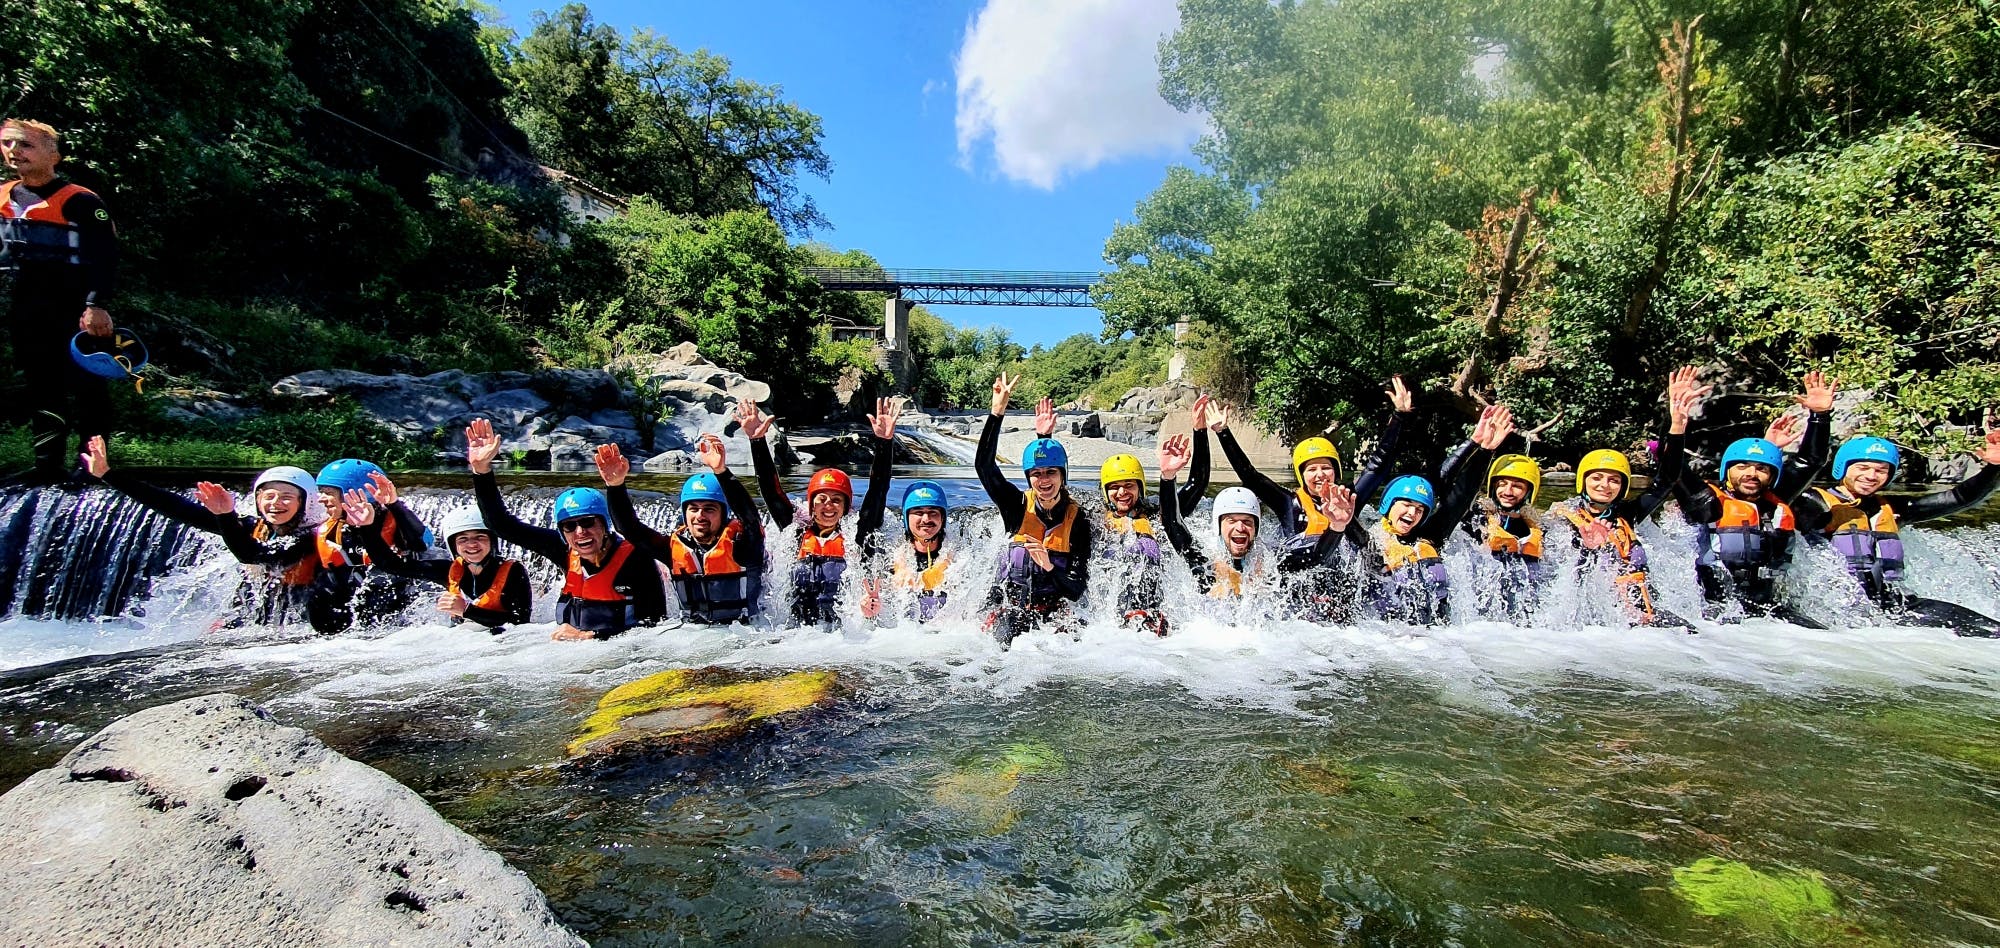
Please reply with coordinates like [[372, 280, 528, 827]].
[[356, 526, 532, 631], [752, 434, 888, 627], [1161, 474, 1262, 602], [321, 504, 432, 625], [1217, 413, 1407, 538], [608, 470, 767, 625], [95, 471, 354, 634], [975, 414, 1093, 645], [1674, 410, 1830, 626], [2, 176, 117, 479], [1433, 438, 1544, 621], [471, 470, 665, 638], [1792, 462, 2000, 637], [1274, 507, 1372, 625]]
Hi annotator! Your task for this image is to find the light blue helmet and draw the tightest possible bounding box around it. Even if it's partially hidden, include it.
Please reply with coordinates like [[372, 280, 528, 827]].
[[1721, 438, 1782, 476], [1022, 438, 1068, 474], [316, 458, 385, 497], [552, 487, 609, 526], [1833, 436, 1900, 480], [901, 480, 948, 515], [1381, 475, 1437, 513], [678, 472, 728, 514]]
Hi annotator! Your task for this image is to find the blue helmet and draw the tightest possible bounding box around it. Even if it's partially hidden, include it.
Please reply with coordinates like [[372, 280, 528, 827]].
[[553, 487, 609, 526], [901, 480, 948, 515], [678, 472, 728, 514], [1833, 436, 1900, 480], [1720, 438, 1782, 476], [70, 329, 149, 382], [317, 458, 385, 497], [1022, 437, 1068, 474], [1381, 475, 1437, 513]]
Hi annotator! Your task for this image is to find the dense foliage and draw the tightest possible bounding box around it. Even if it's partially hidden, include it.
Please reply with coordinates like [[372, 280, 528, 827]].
[[0, 0, 851, 445], [1099, 0, 2000, 457]]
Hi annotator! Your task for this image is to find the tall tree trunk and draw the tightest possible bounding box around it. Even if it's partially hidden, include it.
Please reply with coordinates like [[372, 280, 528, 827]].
[[1623, 17, 1703, 340]]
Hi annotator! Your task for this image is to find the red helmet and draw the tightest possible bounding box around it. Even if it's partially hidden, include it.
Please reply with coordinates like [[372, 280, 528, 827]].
[[807, 468, 853, 505]]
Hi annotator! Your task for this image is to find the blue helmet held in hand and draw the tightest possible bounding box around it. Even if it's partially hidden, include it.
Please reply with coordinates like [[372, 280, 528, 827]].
[[317, 458, 385, 498], [1381, 475, 1436, 513], [1721, 438, 1782, 476], [1021, 437, 1068, 474], [679, 472, 728, 514], [1833, 436, 1900, 480], [901, 480, 948, 516], [553, 487, 609, 526], [69, 328, 148, 384]]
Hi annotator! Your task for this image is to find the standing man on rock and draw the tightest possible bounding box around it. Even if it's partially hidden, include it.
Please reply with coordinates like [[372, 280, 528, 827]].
[[0, 119, 118, 482]]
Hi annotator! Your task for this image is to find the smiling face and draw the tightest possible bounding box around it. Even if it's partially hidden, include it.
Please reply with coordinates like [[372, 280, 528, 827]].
[[1219, 512, 1258, 556], [1385, 499, 1426, 536], [1491, 477, 1531, 509], [1104, 479, 1142, 515], [906, 506, 944, 542], [808, 491, 848, 529], [1582, 471, 1625, 506], [559, 515, 608, 560], [1842, 460, 1893, 498], [255, 484, 303, 526], [451, 530, 493, 562], [1725, 462, 1776, 499], [682, 499, 725, 542], [1026, 467, 1064, 505], [319, 487, 345, 522], [1300, 458, 1338, 496]]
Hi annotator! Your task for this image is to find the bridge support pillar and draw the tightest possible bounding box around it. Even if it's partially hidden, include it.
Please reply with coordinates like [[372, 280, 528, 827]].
[[881, 298, 913, 395], [1167, 318, 1190, 383]]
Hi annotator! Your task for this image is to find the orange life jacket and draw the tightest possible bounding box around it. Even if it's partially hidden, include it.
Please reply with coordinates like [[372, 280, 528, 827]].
[[447, 558, 516, 613], [1295, 488, 1332, 536], [562, 539, 638, 602], [251, 519, 337, 588], [0, 179, 87, 222], [1814, 487, 1905, 587], [1012, 499, 1078, 553], [1555, 502, 1656, 622], [0, 179, 92, 265], [1484, 509, 1544, 560], [1696, 483, 1796, 570], [1208, 558, 1251, 599], [671, 522, 759, 623]]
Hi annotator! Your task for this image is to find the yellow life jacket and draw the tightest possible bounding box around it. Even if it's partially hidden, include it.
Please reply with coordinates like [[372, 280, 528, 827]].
[[1484, 509, 1544, 560], [1013, 499, 1079, 554], [1295, 488, 1331, 536]]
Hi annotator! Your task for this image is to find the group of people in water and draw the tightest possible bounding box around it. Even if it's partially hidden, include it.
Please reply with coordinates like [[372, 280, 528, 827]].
[[78, 366, 2000, 643]]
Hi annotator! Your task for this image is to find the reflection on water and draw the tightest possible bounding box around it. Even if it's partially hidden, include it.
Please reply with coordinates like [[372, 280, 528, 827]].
[[0, 481, 1998, 944]]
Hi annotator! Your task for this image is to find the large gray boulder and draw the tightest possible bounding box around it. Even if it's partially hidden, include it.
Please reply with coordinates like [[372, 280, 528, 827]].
[[0, 694, 582, 947]]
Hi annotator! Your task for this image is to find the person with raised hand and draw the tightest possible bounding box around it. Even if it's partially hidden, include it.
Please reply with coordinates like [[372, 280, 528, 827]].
[[595, 431, 766, 626], [1362, 475, 1452, 626], [316, 466, 434, 623], [1158, 433, 1264, 602], [1097, 444, 1170, 636], [1274, 480, 1370, 623], [1792, 428, 2000, 637], [1213, 376, 1415, 543], [1674, 370, 1838, 624], [464, 418, 664, 641], [82, 436, 354, 634], [1436, 405, 1546, 621], [858, 396, 955, 624], [340, 492, 530, 632], [1549, 367, 1705, 629], [976, 372, 1092, 647], [745, 397, 892, 627]]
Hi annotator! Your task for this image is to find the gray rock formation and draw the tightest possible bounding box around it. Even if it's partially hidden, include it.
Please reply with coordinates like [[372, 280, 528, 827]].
[[270, 345, 795, 470], [0, 693, 581, 947]]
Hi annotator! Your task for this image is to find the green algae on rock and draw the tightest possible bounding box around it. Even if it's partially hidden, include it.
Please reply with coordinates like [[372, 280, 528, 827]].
[[1672, 857, 1841, 940]]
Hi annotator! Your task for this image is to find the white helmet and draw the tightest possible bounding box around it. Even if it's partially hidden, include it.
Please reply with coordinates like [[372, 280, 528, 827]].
[[252, 466, 318, 501], [438, 506, 490, 545], [1211, 486, 1262, 536]]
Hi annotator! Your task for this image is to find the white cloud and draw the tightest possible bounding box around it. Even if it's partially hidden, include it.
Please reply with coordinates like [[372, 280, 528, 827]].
[[954, 0, 1207, 189]]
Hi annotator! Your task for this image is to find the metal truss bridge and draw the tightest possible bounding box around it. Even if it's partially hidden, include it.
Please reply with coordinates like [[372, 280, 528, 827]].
[[803, 267, 1100, 307]]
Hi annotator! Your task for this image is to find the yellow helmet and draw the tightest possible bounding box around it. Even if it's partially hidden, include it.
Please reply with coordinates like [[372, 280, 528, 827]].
[[1291, 437, 1343, 486], [1100, 454, 1146, 492], [1485, 453, 1542, 508], [1576, 449, 1634, 501]]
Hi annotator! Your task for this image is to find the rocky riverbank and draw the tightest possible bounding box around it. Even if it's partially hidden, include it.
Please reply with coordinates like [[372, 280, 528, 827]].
[[0, 694, 582, 946]]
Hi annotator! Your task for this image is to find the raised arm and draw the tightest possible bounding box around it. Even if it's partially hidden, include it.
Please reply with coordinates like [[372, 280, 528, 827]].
[[1157, 434, 1199, 566], [84, 437, 227, 533], [977, 374, 1028, 530], [1278, 484, 1362, 573], [595, 443, 675, 565], [1173, 394, 1214, 516], [738, 399, 794, 532], [1423, 405, 1512, 545], [1210, 402, 1291, 513], [857, 397, 898, 539], [1775, 370, 1835, 501], [1902, 431, 2000, 524], [465, 418, 568, 562], [343, 490, 451, 583], [1631, 367, 1707, 521], [1350, 377, 1417, 507]]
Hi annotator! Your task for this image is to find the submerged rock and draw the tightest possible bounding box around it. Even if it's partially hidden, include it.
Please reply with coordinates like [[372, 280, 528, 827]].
[[569, 667, 840, 758], [1671, 856, 1847, 942], [0, 693, 582, 947]]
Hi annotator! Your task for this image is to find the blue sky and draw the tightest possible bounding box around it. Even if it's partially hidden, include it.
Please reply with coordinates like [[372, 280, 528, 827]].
[[485, 0, 1205, 349]]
